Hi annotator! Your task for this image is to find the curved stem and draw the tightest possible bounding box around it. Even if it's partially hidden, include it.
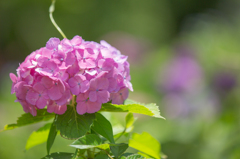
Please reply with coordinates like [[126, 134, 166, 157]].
[[49, 0, 67, 39], [114, 128, 126, 142]]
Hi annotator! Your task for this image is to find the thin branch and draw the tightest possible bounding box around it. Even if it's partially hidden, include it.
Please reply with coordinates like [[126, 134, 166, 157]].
[[49, 0, 67, 39]]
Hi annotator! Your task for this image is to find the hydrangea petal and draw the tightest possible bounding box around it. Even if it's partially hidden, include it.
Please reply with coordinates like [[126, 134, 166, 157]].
[[89, 91, 97, 102], [86, 101, 101, 113], [26, 89, 39, 105], [76, 102, 87, 115]]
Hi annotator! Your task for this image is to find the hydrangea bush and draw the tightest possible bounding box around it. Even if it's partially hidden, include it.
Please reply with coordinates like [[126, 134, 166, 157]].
[[1, 1, 165, 159], [10, 36, 132, 116]]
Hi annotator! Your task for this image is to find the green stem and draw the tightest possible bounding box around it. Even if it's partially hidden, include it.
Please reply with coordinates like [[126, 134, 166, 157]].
[[49, 0, 67, 39], [102, 149, 114, 159], [87, 149, 95, 159], [75, 149, 87, 159], [71, 95, 76, 107], [114, 128, 126, 142]]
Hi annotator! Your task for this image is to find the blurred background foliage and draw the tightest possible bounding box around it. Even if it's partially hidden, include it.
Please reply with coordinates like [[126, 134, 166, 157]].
[[1, 0, 240, 158]]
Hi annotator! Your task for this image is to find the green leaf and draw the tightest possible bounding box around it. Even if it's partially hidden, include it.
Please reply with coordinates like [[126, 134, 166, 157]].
[[114, 113, 136, 141], [1, 109, 54, 131], [138, 152, 154, 159], [25, 123, 51, 150], [92, 113, 115, 143], [100, 99, 165, 119], [119, 153, 145, 159], [54, 106, 95, 139], [41, 152, 74, 159], [125, 113, 135, 129], [110, 143, 128, 159], [125, 154, 145, 159], [129, 132, 161, 159], [47, 122, 58, 155], [70, 134, 109, 150], [94, 154, 110, 159]]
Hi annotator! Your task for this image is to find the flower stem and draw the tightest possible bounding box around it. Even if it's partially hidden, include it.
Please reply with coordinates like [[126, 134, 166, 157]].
[[114, 128, 126, 142], [49, 0, 67, 39], [71, 95, 76, 107], [87, 149, 95, 159]]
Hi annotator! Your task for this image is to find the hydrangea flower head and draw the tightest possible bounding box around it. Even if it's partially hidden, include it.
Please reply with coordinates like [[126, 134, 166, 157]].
[[10, 36, 132, 116]]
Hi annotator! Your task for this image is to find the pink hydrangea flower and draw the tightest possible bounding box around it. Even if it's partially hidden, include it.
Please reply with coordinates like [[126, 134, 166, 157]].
[[68, 74, 89, 95], [110, 87, 129, 104], [26, 83, 49, 109], [76, 92, 101, 115], [10, 35, 132, 116], [88, 75, 110, 104]]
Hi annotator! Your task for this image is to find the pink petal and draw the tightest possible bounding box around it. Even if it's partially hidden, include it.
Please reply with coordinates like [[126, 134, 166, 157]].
[[89, 91, 97, 102], [55, 105, 67, 114], [55, 90, 71, 105], [77, 102, 87, 115], [86, 101, 101, 114], [65, 52, 76, 66], [70, 85, 80, 95], [97, 90, 110, 103], [41, 77, 54, 89], [33, 83, 46, 93], [102, 58, 115, 71], [15, 82, 30, 100], [76, 74, 86, 82], [76, 92, 88, 102], [48, 84, 63, 100], [10, 73, 18, 83], [26, 89, 39, 105], [98, 59, 105, 68], [46, 38, 60, 50], [47, 101, 55, 113], [121, 87, 129, 100], [36, 97, 47, 109], [24, 75, 34, 85], [89, 78, 98, 90], [68, 77, 78, 87], [97, 78, 109, 90], [80, 80, 90, 93], [61, 38, 73, 53], [111, 95, 123, 104], [85, 59, 96, 68], [37, 56, 50, 67], [108, 77, 117, 92], [29, 105, 37, 116], [67, 62, 80, 77], [125, 80, 133, 92], [41, 48, 52, 58], [71, 35, 82, 46]]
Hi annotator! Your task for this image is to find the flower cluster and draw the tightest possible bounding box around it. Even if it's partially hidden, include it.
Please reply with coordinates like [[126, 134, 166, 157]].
[[10, 36, 132, 116]]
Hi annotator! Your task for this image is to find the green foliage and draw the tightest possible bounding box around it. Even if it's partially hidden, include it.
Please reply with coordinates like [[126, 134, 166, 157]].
[[94, 154, 110, 159], [2, 101, 163, 158], [114, 113, 136, 141], [25, 123, 51, 150], [54, 106, 95, 139], [129, 132, 161, 159], [92, 113, 115, 143], [101, 99, 165, 119], [110, 143, 129, 159], [124, 154, 145, 159], [1, 109, 54, 131], [70, 134, 109, 150], [47, 122, 58, 155], [125, 113, 135, 129], [42, 152, 74, 159]]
